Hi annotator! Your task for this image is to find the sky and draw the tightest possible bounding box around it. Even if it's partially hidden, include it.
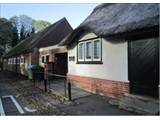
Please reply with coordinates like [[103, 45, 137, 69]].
[[0, 3, 99, 28]]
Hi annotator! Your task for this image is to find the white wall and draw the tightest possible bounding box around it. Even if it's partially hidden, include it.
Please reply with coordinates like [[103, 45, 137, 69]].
[[68, 32, 128, 82]]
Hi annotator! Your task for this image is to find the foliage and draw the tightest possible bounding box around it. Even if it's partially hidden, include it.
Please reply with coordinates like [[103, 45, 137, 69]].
[[33, 20, 51, 32], [10, 16, 20, 29], [20, 25, 26, 40], [19, 15, 33, 36], [0, 15, 51, 57], [10, 15, 33, 41], [31, 65, 44, 71], [0, 18, 13, 56], [12, 27, 19, 47], [10, 15, 51, 40]]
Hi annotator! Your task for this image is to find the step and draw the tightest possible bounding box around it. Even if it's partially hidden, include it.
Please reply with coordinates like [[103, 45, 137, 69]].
[[119, 93, 159, 115]]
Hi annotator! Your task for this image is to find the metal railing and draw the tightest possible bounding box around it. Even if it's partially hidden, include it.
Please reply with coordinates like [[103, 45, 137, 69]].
[[32, 72, 72, 101]]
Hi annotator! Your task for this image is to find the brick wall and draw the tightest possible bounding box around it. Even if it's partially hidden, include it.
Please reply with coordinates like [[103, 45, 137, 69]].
[[68, 74, 129, 99]]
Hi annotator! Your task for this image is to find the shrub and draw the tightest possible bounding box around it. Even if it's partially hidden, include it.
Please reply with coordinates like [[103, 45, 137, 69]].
[[31, 65, 44, 81]]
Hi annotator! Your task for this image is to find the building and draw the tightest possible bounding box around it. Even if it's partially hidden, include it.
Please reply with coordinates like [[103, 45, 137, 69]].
[[3, 17, 73, 76], [39, 45, 68, 75], [60, 3, 159, 99]]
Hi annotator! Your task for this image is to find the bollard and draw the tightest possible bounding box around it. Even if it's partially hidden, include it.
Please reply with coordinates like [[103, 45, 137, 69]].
[[34, 78, 36, 87], [44, 79, 47, 92], [44, 64, 48, 92], [68, 80, 72, 101], [64, 79, 67, 97]]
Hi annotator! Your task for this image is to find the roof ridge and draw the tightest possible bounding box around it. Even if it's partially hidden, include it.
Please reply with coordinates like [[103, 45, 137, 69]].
[[29, 17, 68, 49]]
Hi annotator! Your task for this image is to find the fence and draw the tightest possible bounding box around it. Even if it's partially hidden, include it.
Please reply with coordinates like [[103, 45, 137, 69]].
[[32, 70, 92, 101], [33, 72, 72, 101]]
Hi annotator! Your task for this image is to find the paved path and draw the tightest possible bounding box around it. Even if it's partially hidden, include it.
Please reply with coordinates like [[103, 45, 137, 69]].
[[0, 71, 138, 115], [57, 94, 138, 115], [0, 77, 35, 116]]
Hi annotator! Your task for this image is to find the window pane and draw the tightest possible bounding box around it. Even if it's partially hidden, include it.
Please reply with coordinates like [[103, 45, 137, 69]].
[[21, 58, 23, 63], [46, 55, 49, 63], [21, 57, 25, 63], [42, 56, 45, 63], [17, 58, 20, 64], [78, 43, 84, 60], [94, 40, 100, 59], [13, 58, 16, 64], [86, 42, 92, 59]]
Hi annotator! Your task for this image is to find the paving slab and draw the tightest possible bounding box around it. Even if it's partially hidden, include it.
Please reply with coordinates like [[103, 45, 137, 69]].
[[57, 94, 138, 115]]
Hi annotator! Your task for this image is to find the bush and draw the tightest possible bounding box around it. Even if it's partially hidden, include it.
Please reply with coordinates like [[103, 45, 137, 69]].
[[31, 65, 44, 72], [31, 65, 44, 81]]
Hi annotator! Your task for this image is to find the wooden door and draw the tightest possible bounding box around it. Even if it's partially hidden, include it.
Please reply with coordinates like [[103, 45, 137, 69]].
[[54, 53, 68, 76], [128, 38, 159, 97]]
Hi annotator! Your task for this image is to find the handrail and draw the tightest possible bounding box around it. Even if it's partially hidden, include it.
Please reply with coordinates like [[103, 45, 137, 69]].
[[33, 71, 67, 79], [32, 71, 72, 100], [47, 73, 66, 78]]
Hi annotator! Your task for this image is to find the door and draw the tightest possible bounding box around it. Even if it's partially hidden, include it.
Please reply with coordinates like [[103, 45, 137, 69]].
[[54, 53, 68, 75], [128, 38, 159, 98]]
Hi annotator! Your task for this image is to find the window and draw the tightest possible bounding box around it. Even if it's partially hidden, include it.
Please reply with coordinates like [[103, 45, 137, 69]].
[[14, 58, 16, 64], [17, 57, 20, 64], [77, 38, 102, 63], [46, 55, 50, 63], [85, 41, 92, 61], [9, 59, 11, 64], [41, 55, 50, 63], [20, 57, 25, 64], [42, 56, 45, 63], [11, 58, 13, 64], [78, 42, 84, 61], [8, 59, 10, 64], [93, 40, 101, 61]]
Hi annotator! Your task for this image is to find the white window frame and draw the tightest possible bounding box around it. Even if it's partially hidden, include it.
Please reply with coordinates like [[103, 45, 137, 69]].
[[77, 38, 102, 63], [78, 42, 85, 62], [14, 58, 16, 64], [17, 57, 20, 64], [11, 58, 14, 64], [85, 40, 92, 61], [8, 59, 10, 64], [20, 57, 24, 64], [93, 39, 101, 61]]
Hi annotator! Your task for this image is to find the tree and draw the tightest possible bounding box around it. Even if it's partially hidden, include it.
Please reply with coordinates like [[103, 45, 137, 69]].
[[10, 16, 20, 40], [0, 15, 51, 57], [31, 27, 35, 35], [10, 16, 20, 29], [33, 20, 51, 32], [0, 18, 13, 56], [12, 27, 19, 47], [10, 15, 50, 41], [20, 25, 26, 40], [19, 15, 33, 36], [10, 15, 34, 41]]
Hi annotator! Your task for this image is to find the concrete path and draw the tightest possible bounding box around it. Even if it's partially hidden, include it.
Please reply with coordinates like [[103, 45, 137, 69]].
[[0, 76, 36, 116], [0, 71, 138, 115], [57, 95, 138, 115]]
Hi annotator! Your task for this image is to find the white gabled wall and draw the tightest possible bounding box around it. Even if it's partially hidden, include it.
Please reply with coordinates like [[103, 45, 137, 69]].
[[68, 32, 128, 82]]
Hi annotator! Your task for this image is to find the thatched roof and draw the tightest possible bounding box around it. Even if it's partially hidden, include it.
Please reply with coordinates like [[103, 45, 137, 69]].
[[4, 17, 73, 58], [60, 3, 159, 45]]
